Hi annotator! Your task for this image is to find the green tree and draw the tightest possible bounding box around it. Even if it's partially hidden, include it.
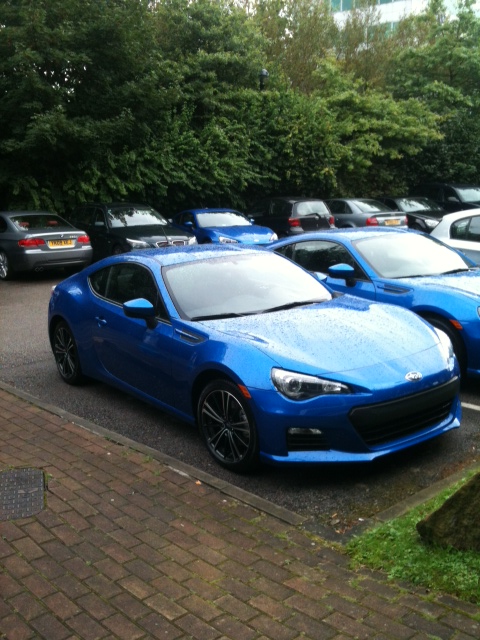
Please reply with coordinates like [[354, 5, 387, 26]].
[[386, 0, 480, 183]]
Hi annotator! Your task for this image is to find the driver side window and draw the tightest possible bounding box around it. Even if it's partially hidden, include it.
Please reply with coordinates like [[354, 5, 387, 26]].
[[89, 264, 168, 320], [276, 241, 366, 279]]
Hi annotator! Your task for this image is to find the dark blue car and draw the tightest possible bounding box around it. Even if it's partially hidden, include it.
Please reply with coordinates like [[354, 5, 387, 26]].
[[270, 227, 480, 378], [49, 244, 460, 471], [171, 208, 277, 245]]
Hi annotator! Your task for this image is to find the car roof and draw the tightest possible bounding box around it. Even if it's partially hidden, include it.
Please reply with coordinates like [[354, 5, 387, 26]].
[[271, 227, 410, 244], [258, 196, 326, 203], [435, 208, 480, 222], [178, 208, 243, 215], [105, 243, 264, 268], [1, 210, 59, 216]]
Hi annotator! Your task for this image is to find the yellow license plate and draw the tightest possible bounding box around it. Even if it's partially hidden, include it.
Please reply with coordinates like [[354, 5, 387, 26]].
[[385, 219, 401, 226], [48, 239, 74, 247]]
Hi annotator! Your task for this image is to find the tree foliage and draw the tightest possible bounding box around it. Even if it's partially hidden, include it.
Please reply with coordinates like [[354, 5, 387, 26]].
[[1, 0, 479, 214]]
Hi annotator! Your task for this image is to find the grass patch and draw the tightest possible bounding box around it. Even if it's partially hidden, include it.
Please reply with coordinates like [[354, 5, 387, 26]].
[[345, 473, 480, 604]]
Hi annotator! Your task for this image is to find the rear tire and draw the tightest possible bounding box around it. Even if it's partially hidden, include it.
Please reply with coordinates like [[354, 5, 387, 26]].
[[0, 250, 13, 280], [52, 320, 86, 385]]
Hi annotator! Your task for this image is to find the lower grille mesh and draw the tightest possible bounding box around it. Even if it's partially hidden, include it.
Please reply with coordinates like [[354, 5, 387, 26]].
[[349, 377, 459, 447]]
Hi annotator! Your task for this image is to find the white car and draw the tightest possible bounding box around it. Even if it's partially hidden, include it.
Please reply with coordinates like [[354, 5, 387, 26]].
[[430, 209, 480, 264]]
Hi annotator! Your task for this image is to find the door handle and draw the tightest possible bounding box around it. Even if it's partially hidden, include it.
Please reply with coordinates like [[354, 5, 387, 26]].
[[95, 316, 107, 327]]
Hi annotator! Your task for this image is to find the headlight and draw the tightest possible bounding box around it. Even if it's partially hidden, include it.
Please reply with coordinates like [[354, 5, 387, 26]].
[[435, 328, 455, 371], [126, 238, 150, 249], [218, 236, 238, 244], [187, 236, 198, 245], [272, 368, 351, 400]]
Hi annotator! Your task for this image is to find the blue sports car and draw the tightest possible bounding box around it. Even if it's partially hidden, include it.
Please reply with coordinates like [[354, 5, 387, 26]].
[[270, 227, 480, 378], [48, 245, 460, 471], [171, 208, 277, 245]]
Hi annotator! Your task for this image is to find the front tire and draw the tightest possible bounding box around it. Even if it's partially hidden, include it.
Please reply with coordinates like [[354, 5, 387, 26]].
[[52, 320, 85, 385], [197, 380, 259, 472], [424, 315, 467, 379]]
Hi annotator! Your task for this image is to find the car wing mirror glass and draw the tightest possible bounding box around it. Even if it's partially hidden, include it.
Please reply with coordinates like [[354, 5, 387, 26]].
[[123, 298, 158, 329], [447, 196, 460, 203]]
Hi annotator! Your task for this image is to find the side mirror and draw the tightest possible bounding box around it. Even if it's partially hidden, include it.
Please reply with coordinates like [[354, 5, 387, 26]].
[[328, 263, 356, 287], [447, 196, 460, 203], [123, 298, 158, 329]]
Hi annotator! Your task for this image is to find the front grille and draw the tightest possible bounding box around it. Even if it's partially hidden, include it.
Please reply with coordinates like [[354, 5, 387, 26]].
[[155, 240, 188, 247], [349, 377, 459, 447]]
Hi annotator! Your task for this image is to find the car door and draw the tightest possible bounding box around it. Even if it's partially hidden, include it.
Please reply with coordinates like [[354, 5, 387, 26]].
[[442, 186, 464, 212], [448, 215, 480, 264], [275, 239, 377, 299], [88, 262, 177, 403]]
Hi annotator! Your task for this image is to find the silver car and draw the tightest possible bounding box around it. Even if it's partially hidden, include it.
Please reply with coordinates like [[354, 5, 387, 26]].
[[430, 209, 480, 265], [0, 211, 93, 280]]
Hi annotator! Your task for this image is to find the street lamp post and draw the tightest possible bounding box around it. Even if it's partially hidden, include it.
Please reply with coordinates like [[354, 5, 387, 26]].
[[259, 68, 269, 91]]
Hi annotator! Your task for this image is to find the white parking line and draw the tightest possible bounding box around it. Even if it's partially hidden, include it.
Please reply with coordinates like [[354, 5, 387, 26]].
[[461, 402, 480, 412]]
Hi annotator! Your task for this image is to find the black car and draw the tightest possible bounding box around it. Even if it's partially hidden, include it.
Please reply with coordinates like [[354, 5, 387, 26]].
[[326, 198, 407, 228], [410, 183, 480, 213], [376, 196, 445, 233], [246, 196, 334, 237], [70, 202, 197, 261]]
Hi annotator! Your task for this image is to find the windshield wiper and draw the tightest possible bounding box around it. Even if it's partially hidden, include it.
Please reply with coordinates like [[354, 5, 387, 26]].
[[190, 312, 251, 321], [259, 300, 324, 314], [440, 268, 471, 275]]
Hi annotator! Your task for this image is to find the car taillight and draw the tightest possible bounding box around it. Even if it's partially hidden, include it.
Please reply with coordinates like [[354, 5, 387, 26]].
[[77, 235, 90, 243], [18, 238, 46, 247], [365, 217, 379, 226], [288, 218, 301, 228], [329, 215, 335, 227]]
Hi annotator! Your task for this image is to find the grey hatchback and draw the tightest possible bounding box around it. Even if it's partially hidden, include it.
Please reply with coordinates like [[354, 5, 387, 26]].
[[326, 198, 407, 228], [0, 211, 93, 280]]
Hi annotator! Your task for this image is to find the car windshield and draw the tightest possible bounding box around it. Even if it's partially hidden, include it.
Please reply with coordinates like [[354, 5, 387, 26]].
[[456, 187, 480, 203], [295, 201, 330, 215], [11, 214, 74, 230], [163, 252, 331, 320], [196, 211, 251, 228], [355, 233, 471, 279], [396, 198, 442, 212], [108, 206, 168, 228], [352, 200, 391, 213]]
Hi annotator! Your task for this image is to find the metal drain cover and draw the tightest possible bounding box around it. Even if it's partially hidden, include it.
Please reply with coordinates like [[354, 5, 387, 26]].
[[0, 468, 46, 521]]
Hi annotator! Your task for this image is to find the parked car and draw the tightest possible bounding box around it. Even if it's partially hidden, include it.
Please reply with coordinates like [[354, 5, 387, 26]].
[[410, 182, 480, 212], [270, 227, 480, 377], [326, 198, 407, 228], [430, 209, 480, 264], [70, 202, 196, 261], [0, 211, 92, 280], [246, 196, 334, 237], [49, 244, 460, 471], [376, 196, 445, 233], [170, 208, 277, 245]]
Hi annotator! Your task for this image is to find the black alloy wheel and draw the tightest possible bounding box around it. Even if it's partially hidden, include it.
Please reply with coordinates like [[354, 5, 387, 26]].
[[198, 380, 259, 472], [52, 321, 85, 385]]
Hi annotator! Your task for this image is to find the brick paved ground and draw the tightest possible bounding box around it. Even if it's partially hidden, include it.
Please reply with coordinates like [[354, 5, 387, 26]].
[[1, 383, 479, 640]]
